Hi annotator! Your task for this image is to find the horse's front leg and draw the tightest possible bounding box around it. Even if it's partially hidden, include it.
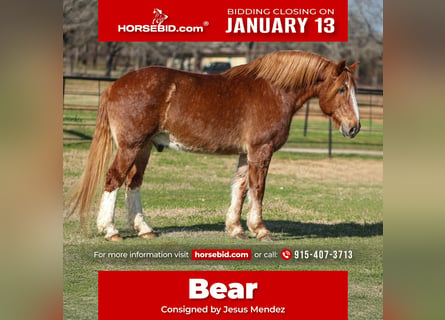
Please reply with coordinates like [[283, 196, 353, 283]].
[[246, 144, 273, 241], [226, 154, 248, 239]]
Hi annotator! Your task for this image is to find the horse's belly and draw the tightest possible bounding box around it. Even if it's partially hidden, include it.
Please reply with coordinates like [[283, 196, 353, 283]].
[[151, 131, 243, 154], [152, 131, 194, 152]]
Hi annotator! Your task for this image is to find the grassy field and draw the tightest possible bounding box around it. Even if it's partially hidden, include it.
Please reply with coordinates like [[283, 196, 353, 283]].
[[63, 143, 383, 319]]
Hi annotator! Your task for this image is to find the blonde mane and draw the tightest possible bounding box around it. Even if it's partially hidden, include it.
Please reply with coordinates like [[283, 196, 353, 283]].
[[224, 50, 335, 90]]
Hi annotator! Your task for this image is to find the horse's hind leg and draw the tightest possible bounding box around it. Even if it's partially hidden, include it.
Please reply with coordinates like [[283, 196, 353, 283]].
[[125, 143, 155, 239], [97, 146, 142, 241], [97, 188, 120, 241], [226, 154, 248, 239]]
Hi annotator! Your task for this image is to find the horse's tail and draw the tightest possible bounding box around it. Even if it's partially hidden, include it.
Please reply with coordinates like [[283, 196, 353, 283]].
[[66, 85, 114, 230]]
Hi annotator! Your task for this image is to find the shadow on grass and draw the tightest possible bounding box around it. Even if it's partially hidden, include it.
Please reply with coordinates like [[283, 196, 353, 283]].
[[152, 220, 383, 239]]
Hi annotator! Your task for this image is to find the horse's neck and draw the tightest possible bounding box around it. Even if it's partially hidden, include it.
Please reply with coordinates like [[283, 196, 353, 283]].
[[293, 87, 319, 113]]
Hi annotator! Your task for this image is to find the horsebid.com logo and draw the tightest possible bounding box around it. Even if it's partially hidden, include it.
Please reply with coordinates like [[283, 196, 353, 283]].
[[117, 8, 205, 33]]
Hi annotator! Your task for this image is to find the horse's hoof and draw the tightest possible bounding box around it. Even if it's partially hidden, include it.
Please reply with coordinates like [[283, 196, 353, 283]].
[[106, 234, 123, 241], [258, 234, 273, 242], [139, 232, 156, 239], [232, 233, 248, 240]]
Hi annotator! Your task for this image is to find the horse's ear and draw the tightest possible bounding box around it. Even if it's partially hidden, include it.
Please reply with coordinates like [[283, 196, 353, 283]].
[[336, 59, 347, 76], [348, 62, 360, 73]]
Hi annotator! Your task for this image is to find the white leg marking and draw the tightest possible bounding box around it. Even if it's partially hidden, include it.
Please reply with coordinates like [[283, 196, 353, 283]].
[[97, 189, 120, 239], [125, 187, 153, 236], [226, 178, 246, 235], [226, 156, 248, 236], [247, 199, 262, 233], [246, 187, 270, 239]]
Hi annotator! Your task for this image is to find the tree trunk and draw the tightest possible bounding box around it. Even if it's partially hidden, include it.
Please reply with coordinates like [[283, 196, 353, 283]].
[[105, 43, 122, 77]]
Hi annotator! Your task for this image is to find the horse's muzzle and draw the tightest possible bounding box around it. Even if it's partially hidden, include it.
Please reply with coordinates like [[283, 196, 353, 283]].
[[341, 122, 361, 138]]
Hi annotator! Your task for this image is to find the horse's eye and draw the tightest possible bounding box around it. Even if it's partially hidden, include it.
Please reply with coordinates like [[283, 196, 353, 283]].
[[338, 87, 346, 94]]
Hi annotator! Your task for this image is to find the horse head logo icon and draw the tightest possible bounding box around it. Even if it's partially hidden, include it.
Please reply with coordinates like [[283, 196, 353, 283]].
[[153, 8, 168, 25]]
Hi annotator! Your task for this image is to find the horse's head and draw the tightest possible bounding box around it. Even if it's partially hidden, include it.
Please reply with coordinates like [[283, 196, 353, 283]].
[[318, 60, 360, 138]]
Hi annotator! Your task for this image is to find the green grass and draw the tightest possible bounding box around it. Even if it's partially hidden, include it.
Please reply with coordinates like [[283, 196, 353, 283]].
[[63, 146, 382, 319], [286, 119, 383, 150]]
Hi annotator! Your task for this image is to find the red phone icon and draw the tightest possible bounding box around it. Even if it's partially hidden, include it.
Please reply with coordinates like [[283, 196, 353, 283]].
[[281, 249, 292, 260]]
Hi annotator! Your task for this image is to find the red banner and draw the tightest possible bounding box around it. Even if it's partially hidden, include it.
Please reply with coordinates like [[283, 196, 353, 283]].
[[98, 271, 348, 319], [98, 0, 348, 42]]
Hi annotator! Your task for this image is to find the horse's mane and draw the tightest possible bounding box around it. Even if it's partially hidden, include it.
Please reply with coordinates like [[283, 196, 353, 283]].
[[224, 50, 337, 91]]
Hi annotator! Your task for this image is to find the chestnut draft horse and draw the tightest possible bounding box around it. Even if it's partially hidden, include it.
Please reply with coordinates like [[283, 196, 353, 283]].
[[67, 50, 360, 241]]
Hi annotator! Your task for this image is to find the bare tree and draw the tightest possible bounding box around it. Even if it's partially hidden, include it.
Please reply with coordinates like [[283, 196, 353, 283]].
[[63, 0, 98, 74], [351, 0, 383, 45]]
